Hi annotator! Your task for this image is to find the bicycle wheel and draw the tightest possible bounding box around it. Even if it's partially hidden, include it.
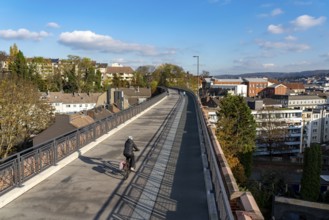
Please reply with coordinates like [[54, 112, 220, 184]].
[[123, 161, 130, 180]]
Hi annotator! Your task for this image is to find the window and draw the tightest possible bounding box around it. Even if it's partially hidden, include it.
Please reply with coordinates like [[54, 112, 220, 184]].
[[66, 105, 70, 108]]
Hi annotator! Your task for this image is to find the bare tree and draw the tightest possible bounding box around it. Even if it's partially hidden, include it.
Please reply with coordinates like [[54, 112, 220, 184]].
[[0, 76, 54, 158], [256, 107, 289, 157]]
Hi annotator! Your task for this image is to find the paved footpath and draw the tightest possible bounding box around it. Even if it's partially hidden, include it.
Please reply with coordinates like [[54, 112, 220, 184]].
[[0, 90, 209, 220]]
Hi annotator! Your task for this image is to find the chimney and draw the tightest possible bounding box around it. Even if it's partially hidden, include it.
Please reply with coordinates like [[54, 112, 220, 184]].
[[106, 86, 111, 108]]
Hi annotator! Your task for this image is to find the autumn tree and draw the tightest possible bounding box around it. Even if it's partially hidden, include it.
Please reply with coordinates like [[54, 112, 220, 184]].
[[300, 143, 322, 201], [0, 51, 7, 76], [0, 76, 54, 158], [0, 51, 7, 63], [136, 65, 155, 88], [152, 63, 186, 88], [216, 95, 256, 185]]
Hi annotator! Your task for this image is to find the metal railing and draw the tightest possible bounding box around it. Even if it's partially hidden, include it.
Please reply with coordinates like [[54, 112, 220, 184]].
[[189, 89, 235, 220], [184, 87, 264, 219], [0, 91, 167, 196]]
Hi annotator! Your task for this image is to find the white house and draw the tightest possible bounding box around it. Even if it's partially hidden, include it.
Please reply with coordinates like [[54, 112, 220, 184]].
[[42, 92, 103, 114]]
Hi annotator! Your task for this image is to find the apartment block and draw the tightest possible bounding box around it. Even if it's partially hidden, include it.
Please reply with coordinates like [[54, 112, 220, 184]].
[[252, 108, 303, 156]]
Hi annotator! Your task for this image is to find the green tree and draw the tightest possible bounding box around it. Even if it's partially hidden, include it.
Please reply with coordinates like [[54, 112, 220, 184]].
[[217, 95, 256, 155], [46, 68, 63, 92], [8, 50, 29, 79], [64, 66, 78, 93], [300, 143, 322, 201], [94, 69, 102, 91], [132, 71, 147, 87], [0, 76, 54, 158], [152, 63, 186, 88], [216, 95, 256, 184], [248, 170, 285, 218]]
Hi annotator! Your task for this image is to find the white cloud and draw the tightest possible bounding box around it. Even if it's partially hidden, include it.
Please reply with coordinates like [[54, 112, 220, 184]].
[[285, 35, 297, 41], [47, 22, 60, 28], [263, 63, 275, 68], [271, 8, 283, 16], [58, 30, 173, 56], [291, 15, 326, 30], [258, 8, 283, 18], [267, 24, 284, 34], [0, 28, 49, 41], [257, 40, 310, 52]]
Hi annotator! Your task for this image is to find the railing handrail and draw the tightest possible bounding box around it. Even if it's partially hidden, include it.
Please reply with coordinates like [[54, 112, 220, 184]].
[[179, 87, 264, 219], [0, 89, 167, 196]]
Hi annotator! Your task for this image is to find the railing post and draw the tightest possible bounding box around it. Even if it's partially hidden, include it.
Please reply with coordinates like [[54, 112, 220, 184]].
[[17, 154, 22, 187], [93, 123, 96, 141], [76, 129, 80, 149], [53, 139, 57, 165]]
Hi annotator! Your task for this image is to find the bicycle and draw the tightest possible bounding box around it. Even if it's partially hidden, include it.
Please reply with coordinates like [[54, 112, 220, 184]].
[[120, 158, 131, 180]]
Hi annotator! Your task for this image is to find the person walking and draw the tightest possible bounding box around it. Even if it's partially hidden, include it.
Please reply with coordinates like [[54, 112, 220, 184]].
[[123, 136, 139, 171]]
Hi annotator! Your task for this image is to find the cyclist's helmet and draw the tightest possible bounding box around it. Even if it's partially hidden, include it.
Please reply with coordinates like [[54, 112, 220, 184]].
[[128, 136, 133, 140]]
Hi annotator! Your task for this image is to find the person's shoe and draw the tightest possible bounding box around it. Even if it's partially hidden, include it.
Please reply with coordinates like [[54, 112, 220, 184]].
[[130, 167, 135, 171]]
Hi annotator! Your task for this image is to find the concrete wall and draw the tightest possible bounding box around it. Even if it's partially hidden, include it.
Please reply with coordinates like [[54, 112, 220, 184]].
[[272, 196, 329, 220]]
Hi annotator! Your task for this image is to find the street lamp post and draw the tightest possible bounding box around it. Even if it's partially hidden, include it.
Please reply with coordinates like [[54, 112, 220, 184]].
[[193, 55, 199, 97]]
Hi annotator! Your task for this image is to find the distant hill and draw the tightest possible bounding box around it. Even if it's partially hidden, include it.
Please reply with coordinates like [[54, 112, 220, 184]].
[[214, 70, 329, 80]]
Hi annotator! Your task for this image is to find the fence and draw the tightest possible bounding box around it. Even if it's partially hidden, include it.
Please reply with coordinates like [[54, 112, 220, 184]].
[[183, 87, 263, 219], [0, 90, 167, 196]]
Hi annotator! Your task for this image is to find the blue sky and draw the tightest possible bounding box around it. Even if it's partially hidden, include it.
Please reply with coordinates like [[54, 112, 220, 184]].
[[1, 0, 328, 75]]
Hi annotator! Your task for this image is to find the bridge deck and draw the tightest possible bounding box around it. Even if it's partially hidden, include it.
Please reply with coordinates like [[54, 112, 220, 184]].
[[0, 90, 209, 220]]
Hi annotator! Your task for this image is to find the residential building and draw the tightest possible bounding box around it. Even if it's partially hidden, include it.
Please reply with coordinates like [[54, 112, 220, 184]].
[[259, 84, 287, 98], [27, 58, 55, 79], [213, 78, 243, 85], [283, 82, 305, 94], [33, 113, 95, 146], [243, 78, 268, 97], [42, 92, 103, 114], [108, 87, 152, 110], [211, 77, 268, 97], [208, 84, 247, 97], [251, 107, 303, 156], [302, 105, 329, 148], [104, 63, 134, 84], [273, 95, 327, 110]]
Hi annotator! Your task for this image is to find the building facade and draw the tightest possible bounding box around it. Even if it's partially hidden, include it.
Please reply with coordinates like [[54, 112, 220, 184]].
[[252, 108, 303, 156]]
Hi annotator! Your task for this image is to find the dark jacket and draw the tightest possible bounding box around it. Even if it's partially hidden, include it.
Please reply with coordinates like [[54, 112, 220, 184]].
[[123, 139, 138, 156]]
